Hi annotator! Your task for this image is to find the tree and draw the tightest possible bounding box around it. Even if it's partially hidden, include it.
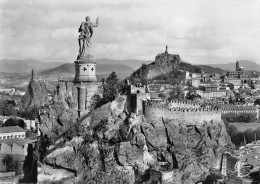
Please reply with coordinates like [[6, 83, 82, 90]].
[[3, 118, 26, 129], [185, 87, 199, 101], [2, 155, 14, 172], [2, 155, 22, 175], [13, 159, 22, 175], [21, 144, 37, 183], [169, 85, 184, 100], [255, 99, 260, 106], [228, 83, 234, 90], [0, 100, 17, 116], [158, 93, 166, 98], [103, 72, 119, 102], [89, 93, 103, 111], [18, 106, 38, 120]]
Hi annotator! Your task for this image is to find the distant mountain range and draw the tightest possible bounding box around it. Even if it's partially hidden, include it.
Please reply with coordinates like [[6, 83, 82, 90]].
[[197, 65, 226, 74], [1, 58, 260, 82], [0, 58, 151, 74], [95, 58, 151, 70], [38, 63, 134, 80], [207, 60, 260, 72], [0, 59, 65, 74]]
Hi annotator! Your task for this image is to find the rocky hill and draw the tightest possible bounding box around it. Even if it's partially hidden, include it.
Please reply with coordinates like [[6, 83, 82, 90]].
[[38, 95, 235, 184], [20, 79, 49, 110], [130, 51, 201, 81]]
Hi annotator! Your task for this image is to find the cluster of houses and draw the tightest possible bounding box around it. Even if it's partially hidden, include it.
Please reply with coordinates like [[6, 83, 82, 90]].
[[0, 117, 38, 173], [0, 87, 26, 96], [139, 61, 260, 106]]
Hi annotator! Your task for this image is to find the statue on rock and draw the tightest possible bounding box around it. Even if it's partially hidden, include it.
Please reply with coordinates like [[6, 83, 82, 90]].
[[77, 16, 99, 60]]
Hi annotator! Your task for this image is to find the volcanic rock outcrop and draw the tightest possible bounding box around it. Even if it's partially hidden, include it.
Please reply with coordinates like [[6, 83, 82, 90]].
[[21, 79, 49, 110], [41, 95, 234, 184], [131, 52, 181, 80], [130, 50, 201, 81], [37, 82, 78, 138]]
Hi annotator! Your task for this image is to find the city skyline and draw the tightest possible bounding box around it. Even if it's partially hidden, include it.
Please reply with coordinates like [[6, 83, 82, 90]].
[[1, 0, 260, 64]]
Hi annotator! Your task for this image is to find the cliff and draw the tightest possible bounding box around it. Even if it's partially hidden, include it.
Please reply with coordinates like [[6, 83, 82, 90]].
[[21, 79, 49, 110], [39, 95, 235, 184], [38, 85, 78, 138]]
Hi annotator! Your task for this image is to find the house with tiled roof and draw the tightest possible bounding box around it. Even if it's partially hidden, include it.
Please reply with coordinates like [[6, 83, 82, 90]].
[[0, 139, 36, 155], [0, 126, 26, 140]]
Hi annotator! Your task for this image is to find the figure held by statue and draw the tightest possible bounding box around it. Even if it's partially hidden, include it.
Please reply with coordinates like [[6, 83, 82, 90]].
[[78, 16, 99, 60]]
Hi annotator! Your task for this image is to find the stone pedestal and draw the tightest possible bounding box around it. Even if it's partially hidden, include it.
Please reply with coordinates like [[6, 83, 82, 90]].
[[74, 54, 97, 83], [73, 54, 98, 118]]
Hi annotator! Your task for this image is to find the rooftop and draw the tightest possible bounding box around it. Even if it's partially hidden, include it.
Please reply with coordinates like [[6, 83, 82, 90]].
[[0, 139, 37, 147], [0, 126, 25, 133]]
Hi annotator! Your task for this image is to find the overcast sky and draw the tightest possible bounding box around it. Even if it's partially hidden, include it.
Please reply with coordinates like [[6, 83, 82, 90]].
[[1, 0, 260, 64]]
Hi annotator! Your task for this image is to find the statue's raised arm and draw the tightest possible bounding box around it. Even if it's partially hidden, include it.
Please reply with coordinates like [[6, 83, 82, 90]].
[[77, 16, 100, 60], [92, 17, 99, 27]]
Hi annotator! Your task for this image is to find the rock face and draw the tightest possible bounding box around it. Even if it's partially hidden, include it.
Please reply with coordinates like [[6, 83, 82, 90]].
[[21, 79, 49, 110], [38, 82, 78, 138], [38, 100, 78, 139], [132, 53, 181, 80], [43, 95, 234, 184]]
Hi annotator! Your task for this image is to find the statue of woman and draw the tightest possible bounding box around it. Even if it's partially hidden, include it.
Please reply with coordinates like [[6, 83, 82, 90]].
[[78, 16, 99, 59]]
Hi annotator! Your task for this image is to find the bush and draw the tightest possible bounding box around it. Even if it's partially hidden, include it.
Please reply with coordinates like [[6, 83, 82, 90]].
[[13, 159, 22, 175], [3, 118, 26, 129], [2, 155, 22, 175], [227, 125, 260, 148], [89, 93, 104, 111], [18, 106, 38, 120], [2, 154, 14, 172], [222, 113, 256, 123], [103, 72, 119, 103]]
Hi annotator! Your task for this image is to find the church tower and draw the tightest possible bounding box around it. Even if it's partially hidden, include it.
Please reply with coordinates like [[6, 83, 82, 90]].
[[236, 60, 240, 71]]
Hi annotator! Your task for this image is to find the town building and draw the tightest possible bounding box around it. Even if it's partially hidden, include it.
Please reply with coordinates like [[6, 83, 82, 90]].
[[0, 126, 26, 140], [0, 139, 36, 155], [226, 61, 250, 85]]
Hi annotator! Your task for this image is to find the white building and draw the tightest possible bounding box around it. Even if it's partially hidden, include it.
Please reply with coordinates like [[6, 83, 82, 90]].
[[0, 126, 26, 140], [0, 139, 36, 156]]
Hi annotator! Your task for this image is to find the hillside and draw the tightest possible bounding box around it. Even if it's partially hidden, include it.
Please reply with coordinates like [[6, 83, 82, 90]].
[[0, 58, 150, 75], [0, 59, 66, 74], [197, 65, 226, 74], [38, 63, 134, 80], [96, 58, 151, 70]]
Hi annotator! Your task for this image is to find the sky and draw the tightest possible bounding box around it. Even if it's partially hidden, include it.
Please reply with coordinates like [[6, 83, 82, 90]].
[[1, 0, 260, 64]]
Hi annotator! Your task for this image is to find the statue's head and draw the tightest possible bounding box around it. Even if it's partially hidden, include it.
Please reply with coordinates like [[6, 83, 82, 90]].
[[85, 16, 90, 21]]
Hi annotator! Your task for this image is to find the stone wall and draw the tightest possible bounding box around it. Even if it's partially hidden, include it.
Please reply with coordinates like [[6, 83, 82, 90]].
[[222, 105, 259, 119], [144, 100, 221, 124]]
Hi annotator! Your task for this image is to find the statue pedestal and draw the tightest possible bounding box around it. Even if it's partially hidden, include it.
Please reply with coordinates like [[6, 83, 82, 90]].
[[74, 54, 97, 83]]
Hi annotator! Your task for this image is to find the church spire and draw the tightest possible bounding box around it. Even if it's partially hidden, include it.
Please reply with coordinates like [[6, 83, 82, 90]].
[[31, 69, 34, 80]]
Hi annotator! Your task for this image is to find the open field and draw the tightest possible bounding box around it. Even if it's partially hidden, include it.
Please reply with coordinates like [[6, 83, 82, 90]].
[[229, 122, 260, 132]]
